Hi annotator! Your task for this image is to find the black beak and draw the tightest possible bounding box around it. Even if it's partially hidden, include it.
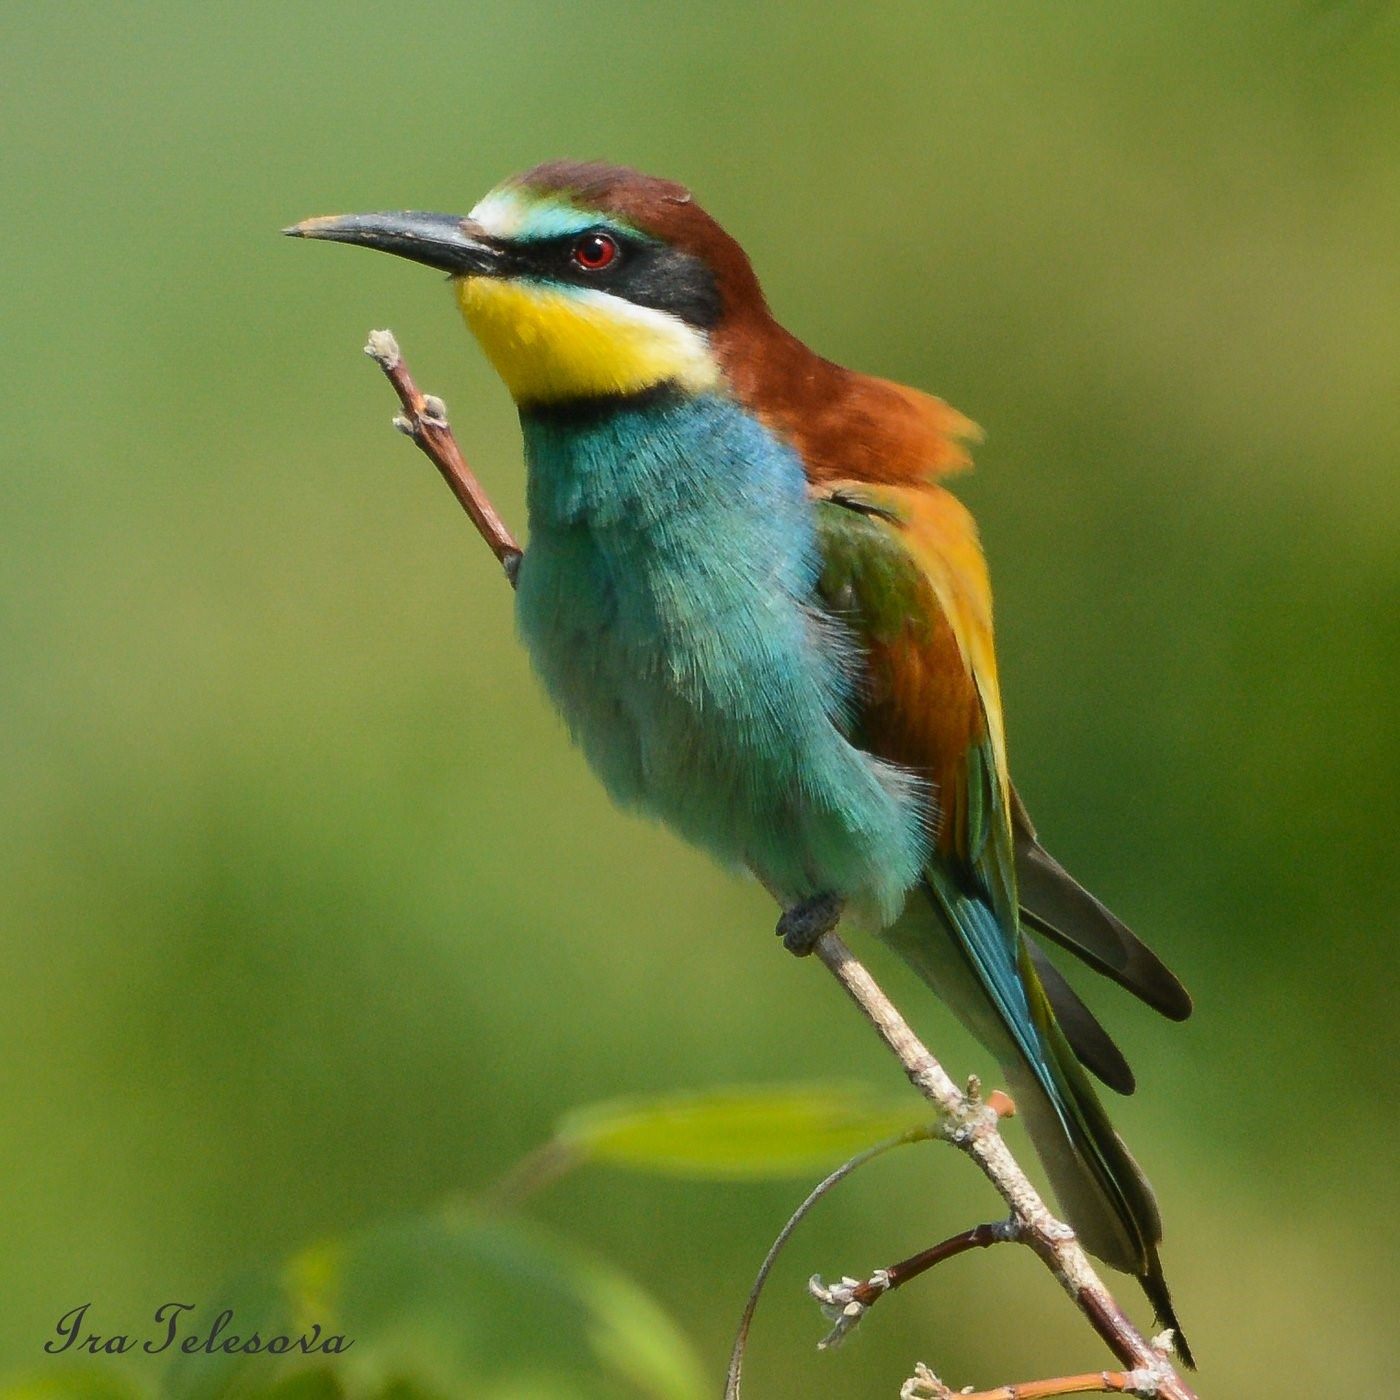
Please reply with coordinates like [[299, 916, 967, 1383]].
[[283, 211, 503, 276]]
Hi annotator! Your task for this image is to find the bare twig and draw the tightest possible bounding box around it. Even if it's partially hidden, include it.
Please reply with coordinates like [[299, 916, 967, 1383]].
[[351, 332, 1199, 1400], [363, 330, 522, 584], [903, 1359, 1168, 1399], [810, 1219, 1018, 1346], [724, 1130, 927, 1400], [812, 933, 1196, 1399]]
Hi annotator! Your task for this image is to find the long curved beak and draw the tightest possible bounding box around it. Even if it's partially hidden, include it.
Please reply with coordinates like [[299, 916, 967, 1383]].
[[283, 211, 503, 276]]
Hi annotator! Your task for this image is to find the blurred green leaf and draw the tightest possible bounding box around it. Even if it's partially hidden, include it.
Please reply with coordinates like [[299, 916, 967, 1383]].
[[159, 1211, 704, 1400], [557, 1081, 933, 1179]]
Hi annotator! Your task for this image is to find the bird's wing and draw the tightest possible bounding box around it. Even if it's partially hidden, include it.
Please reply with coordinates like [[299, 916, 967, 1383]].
[[813, 482, 1066, 1049], [813, 481, 1189, 1032], [812, 481, 1007, 886], [812, 481, 1191, 1358]]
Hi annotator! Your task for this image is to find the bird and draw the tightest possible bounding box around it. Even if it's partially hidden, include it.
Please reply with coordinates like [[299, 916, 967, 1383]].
[[287, 161, 1194, 1364]]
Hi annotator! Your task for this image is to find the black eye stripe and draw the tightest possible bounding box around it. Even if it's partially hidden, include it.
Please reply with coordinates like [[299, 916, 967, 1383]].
[[503, 229, 629, 278], [497, 230, 722, 330]]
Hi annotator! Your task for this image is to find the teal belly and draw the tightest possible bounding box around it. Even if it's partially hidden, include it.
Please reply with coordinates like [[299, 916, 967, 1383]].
[[514, 391, 927, 923]]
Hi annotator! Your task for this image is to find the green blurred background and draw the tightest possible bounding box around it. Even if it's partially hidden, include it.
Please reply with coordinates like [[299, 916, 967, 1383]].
[[2, 2, 1396, 1395]]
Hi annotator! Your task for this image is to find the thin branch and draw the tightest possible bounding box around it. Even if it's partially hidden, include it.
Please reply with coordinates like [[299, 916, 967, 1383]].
[[471, 1138, 580, 1213], [903, 1360, 1167, 1399], [725, 1130, 926, 1400], [860, 1219, 1014, 1303], [809, 1219, 1018, 1347], [363, 330, 522, 583], [350, 332, 1198, 1400], [812, 932, 1195, 1399]]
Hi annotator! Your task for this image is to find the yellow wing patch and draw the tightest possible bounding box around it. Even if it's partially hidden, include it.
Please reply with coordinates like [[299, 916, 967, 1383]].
[[892, 487, 1008, 800], [456, 276, 719, 405]]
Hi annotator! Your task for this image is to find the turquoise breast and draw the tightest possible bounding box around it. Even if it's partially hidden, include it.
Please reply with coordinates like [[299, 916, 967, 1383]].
[[514, 389, 927, 923]]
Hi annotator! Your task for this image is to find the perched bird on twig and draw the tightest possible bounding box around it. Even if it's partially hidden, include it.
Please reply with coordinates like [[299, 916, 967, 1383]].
[[288, 162, 1194, 1364]]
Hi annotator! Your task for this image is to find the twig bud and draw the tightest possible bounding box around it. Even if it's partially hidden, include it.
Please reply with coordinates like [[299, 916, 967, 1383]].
[[364, 329, 402, 369]]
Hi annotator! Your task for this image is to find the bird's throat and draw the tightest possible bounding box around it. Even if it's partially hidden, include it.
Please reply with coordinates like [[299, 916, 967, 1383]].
[[456, 275, 720, 407]]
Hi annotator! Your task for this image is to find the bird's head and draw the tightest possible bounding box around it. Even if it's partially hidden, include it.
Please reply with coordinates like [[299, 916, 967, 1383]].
[[287, 161, 768, 409]]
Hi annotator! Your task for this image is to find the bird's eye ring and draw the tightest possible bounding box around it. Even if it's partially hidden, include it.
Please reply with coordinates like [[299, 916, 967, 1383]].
[[571, 232, 620, 272]]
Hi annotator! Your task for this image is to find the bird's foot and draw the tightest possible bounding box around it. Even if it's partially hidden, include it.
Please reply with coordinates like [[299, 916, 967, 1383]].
[[776, 892, 845, 957]]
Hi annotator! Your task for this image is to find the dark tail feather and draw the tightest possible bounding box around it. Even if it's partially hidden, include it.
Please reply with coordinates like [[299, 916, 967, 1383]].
[[1141, 1259, 1195, 1368], [1011, 789, 1192, 1022], [1006, 1012, 1195, 1368], [882, 877, 1191, 1366], [1025, 938, 1136, 1094]]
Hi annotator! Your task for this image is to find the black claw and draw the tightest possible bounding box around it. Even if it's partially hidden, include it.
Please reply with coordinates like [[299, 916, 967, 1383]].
[[776, 892, 844, 957]]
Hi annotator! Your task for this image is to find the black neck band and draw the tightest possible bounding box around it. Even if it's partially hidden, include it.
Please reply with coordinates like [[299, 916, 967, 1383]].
[[518, 380, 686, 427]]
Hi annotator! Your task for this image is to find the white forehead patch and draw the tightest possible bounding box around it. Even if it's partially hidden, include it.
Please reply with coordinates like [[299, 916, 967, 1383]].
[[469, 187, 601, 242]]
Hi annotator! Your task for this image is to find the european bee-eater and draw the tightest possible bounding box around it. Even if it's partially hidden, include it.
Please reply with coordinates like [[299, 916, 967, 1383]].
[[288, 162, 1193, 1361]]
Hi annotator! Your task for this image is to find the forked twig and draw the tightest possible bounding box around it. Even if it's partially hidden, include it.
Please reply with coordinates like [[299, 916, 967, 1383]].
[[352, 333, 1200, 1400], [810, 934, 1194, 1397]]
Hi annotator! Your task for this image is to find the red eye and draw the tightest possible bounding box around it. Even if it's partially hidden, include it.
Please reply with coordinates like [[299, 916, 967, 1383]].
[[571, 232, 619, 271]]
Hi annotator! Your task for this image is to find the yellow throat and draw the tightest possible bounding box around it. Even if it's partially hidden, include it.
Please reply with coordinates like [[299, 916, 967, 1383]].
[[455, 276, 720, 405]]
